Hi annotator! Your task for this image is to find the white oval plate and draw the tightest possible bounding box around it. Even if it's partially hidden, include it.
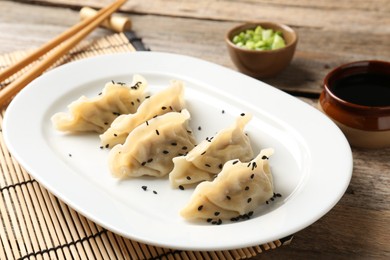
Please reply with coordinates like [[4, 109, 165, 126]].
[[3, 52, 352, 251]]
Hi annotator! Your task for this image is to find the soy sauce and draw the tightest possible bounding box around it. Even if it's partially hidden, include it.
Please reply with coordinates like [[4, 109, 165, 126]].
[[331, 72, 390, 107]]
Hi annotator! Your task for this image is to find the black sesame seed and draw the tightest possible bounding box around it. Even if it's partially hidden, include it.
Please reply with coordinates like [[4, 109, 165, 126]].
[[198, 126, 202, 131], [162, 150, 169, 154], [276, 193, 282, 197], [247, 198, 252, 203], [245, 186, 250, 191], [111, 80, 115, 84], [134, 82, 142, 89], [142, 186, 147, 191], [262, 155, 269, 160], [68, 153, 72, 157], [161, 106, 167, 110], [197, 205, 203, 211], [201, 151, 206, 155], [147, 158, 153, 163], [155, 129, 160, 135], [104, 122, 109, 125], [232, 160, 239, 165], [226, 195, 231, 200], [146, 121, 149, 126], [218, 163, 223, 169], [145, 95, 151, 99], [248, 211, 254, 217], [114, 133, 117, 137], [141, 162, 146, 166], [179, 185, 184, 190], [240, 113, 245, 116], [217, 219, 222, 225], [182, 146, 188, 150], [131, 101, 135, 106], [186, 176, 191, 180], [252, 162, 257, 170], [98, 92, 102, 95], [153, 190, 158, 194], [205, 164, 211, 167], [250, 173, 255, 179], [171, 142, 177, 146], [222, 110, 225, 114], [207, 218, 212, 223], [214, 212, 220, 216], [99, 146, 103, 149], [105, 144, 109, 148]]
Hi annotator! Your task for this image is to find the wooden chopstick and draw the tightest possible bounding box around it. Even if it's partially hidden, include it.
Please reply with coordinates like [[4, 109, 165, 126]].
[[0, 4, 120, 84], [0, 0, 127, 106]]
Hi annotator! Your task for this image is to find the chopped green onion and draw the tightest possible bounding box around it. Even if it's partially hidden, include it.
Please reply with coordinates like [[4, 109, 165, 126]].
[[232, 26, 286, 51]]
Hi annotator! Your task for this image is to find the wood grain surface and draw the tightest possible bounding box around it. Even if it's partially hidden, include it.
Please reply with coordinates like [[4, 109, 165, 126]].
[[6, 0, 390, 95], [1, 1, 390, 259]]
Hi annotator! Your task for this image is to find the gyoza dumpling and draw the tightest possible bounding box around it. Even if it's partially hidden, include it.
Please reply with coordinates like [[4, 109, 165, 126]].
[[100, 80, 185, 148], [51, 74, 147, 133], [180, 148, 274, 223], [169, 113, 254, 188], [108, 109, 196, 178]]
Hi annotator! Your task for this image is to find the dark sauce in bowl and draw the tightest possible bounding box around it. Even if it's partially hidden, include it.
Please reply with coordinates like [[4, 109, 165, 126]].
[[331, 72, 390, 107]]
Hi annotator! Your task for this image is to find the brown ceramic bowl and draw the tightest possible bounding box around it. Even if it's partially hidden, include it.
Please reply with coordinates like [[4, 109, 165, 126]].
[[319, 60, 390, 149], [225, 22, 298, 78]]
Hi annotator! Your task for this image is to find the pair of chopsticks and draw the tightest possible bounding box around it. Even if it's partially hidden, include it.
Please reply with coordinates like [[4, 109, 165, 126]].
[[0, 0, 127, 106]]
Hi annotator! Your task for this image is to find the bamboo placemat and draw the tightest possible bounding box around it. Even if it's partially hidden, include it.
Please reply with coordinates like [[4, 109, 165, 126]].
[[0, 32, 293, 260]]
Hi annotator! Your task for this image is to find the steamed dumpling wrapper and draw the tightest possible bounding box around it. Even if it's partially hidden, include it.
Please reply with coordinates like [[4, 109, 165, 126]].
[[108, 109, 196, 178], [51, 74, 147, 133], [100, 80, 185, 148], [180, 148, 274, 223], [169, 113, 254, 188]]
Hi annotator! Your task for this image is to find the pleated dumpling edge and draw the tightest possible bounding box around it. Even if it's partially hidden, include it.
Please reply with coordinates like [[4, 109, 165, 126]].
[[51, 74, 148, 133], [180, 148, 275, 223], [169, 113, 254, 188], [100, 80, 186, 147], [108, 109, 197, 179]]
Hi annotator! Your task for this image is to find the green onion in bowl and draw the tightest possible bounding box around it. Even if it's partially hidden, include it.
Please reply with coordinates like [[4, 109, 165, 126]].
[[232, 26, 286, 51]]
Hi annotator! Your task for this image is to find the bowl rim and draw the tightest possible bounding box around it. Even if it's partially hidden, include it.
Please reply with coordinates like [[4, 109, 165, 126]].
[[225, 21, 298, 53]]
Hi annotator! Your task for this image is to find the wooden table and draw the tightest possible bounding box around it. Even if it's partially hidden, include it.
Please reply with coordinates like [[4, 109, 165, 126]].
[[1, 0, 389, 259]]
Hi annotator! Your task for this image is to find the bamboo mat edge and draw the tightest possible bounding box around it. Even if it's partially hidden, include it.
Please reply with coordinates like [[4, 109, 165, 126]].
[[0, 32, 293, 260]]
